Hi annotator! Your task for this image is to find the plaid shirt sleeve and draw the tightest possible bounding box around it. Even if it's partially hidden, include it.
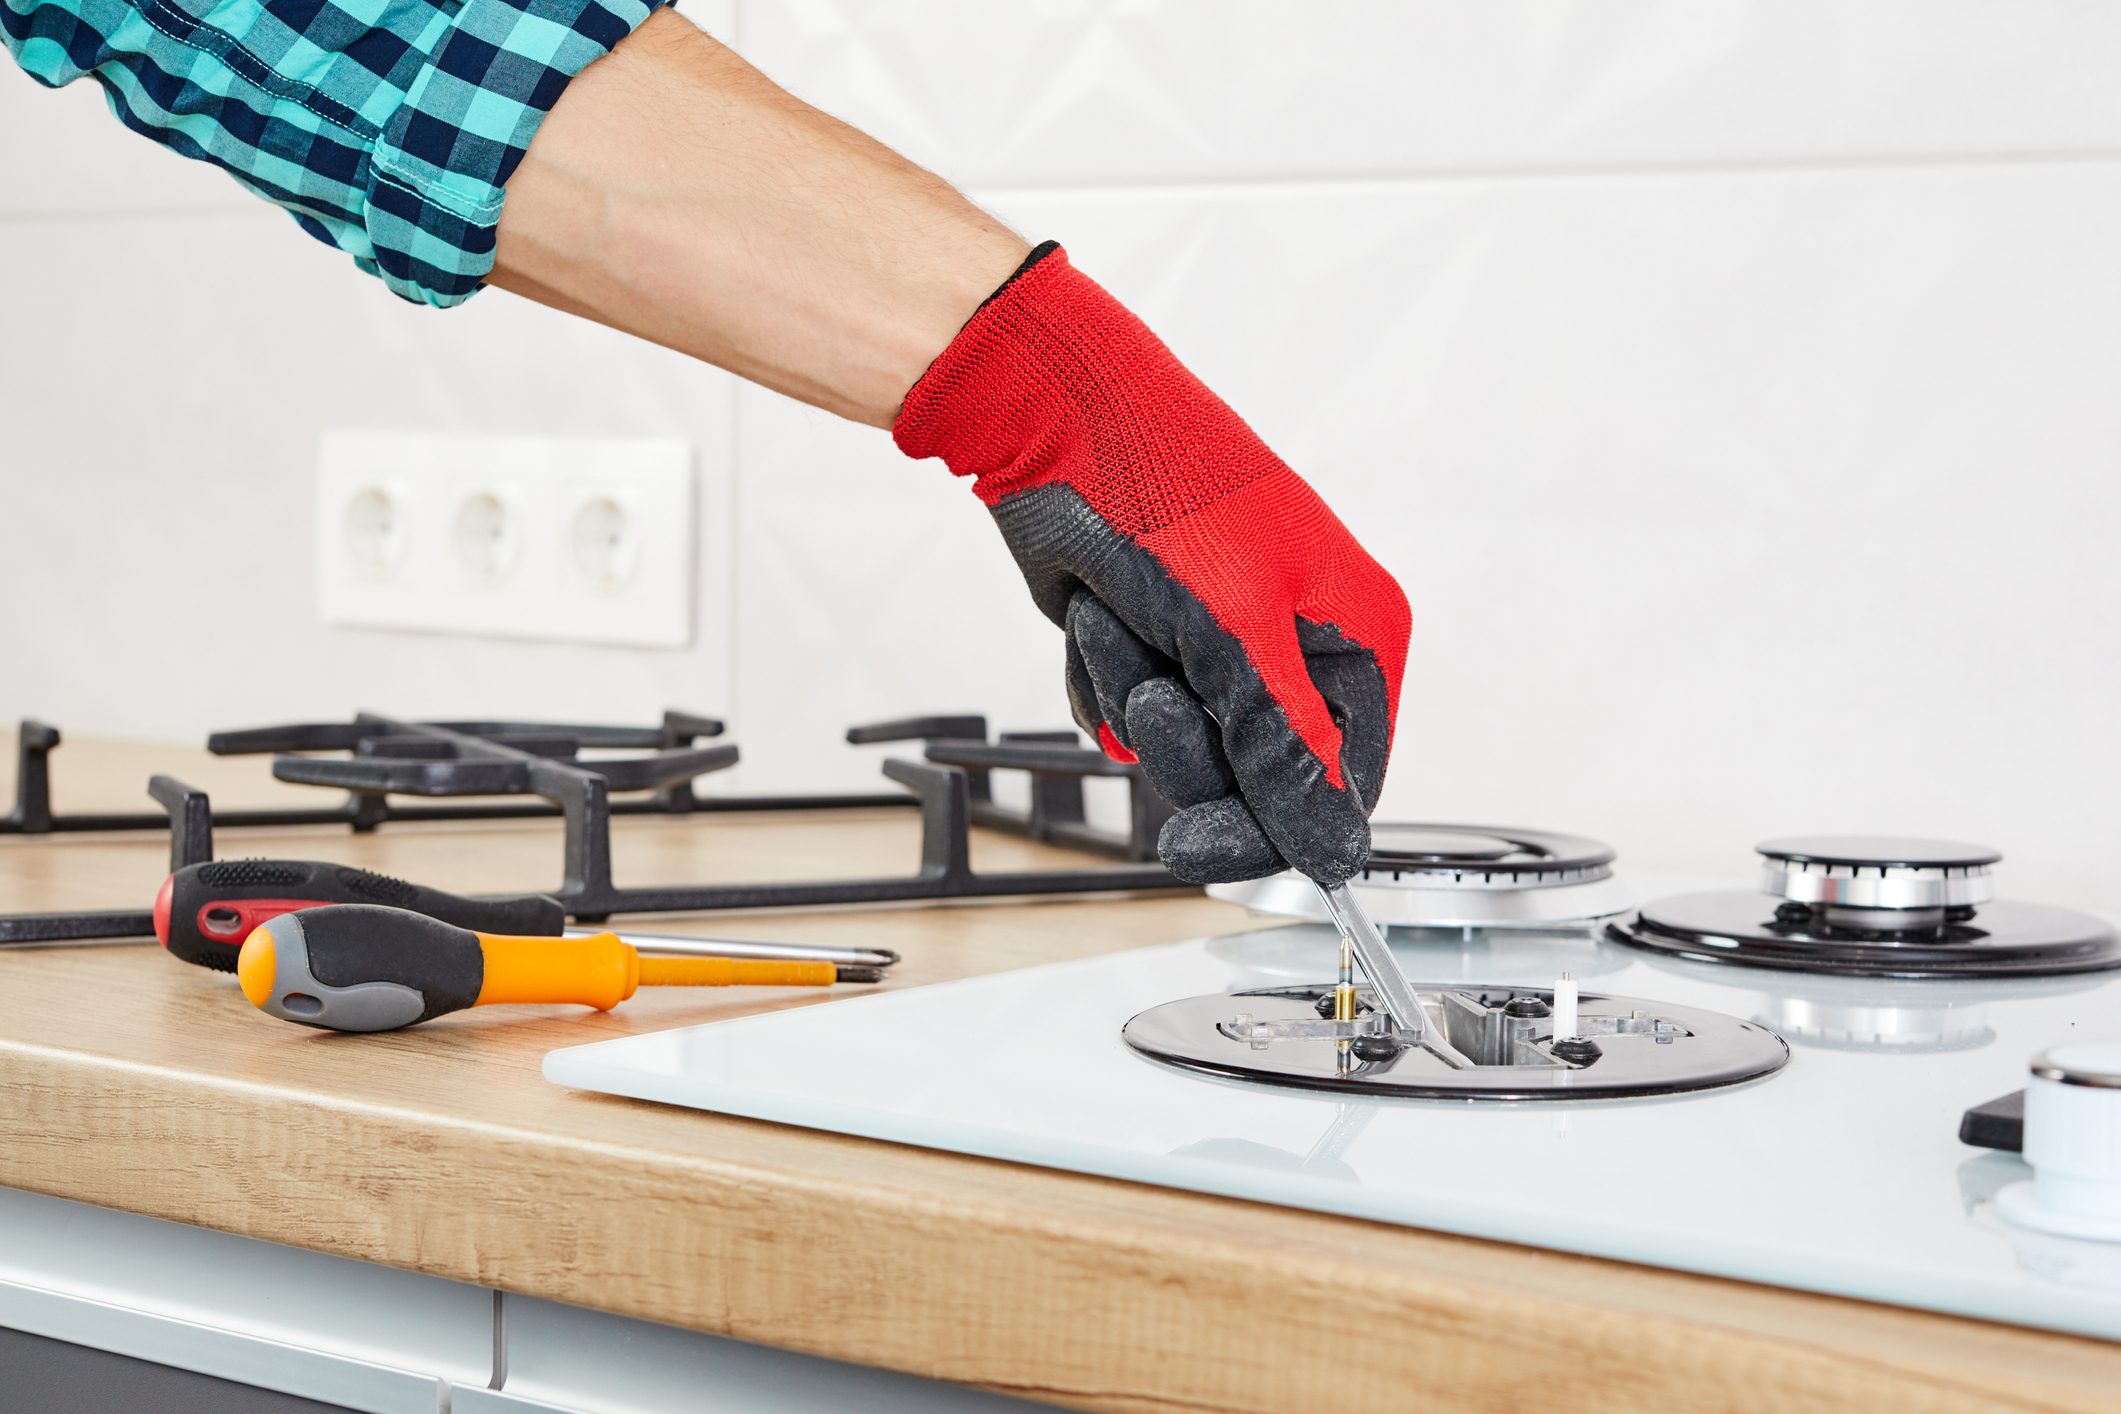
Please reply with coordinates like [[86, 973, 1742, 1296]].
[[3, 0, 667, 306]]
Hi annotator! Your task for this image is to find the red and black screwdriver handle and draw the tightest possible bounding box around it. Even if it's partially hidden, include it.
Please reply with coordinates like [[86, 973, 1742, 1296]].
[[155, 860, 564, 973]]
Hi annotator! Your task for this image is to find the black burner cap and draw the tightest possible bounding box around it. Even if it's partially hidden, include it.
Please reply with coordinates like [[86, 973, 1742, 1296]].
[[1362, 824, 1615, 876], [1756, 836, 2001, 869], [1368, 827, 1519, 863]]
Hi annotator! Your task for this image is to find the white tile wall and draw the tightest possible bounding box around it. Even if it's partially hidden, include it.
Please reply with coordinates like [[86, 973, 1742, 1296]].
[[756, 169, 2121, 917], [741, 0, 2121, 186], [5, 4, 2121, 915], [0, 65, 246, 216]]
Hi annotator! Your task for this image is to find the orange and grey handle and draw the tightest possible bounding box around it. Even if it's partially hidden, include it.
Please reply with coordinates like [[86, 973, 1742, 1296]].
[[236, 904, 874, 1033]]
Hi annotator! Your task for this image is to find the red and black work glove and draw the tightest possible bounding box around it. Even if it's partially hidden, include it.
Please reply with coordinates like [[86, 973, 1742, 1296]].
[[894, 242, 1411, 885]]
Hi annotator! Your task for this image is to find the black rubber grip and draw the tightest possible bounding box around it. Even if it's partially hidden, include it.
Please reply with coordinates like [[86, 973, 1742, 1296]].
[[295, 905, 486, 1022], [162, 859, 563, 970]]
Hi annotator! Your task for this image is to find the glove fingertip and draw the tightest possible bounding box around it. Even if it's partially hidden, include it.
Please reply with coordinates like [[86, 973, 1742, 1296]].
[[1282, 810, 1372, 887], [1157, 799, 1286, 884], [1125, 679, 1238, 809]]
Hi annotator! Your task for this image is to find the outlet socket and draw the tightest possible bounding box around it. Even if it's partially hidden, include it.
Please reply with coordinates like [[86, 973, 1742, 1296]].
[[316, 432, 694, 648]]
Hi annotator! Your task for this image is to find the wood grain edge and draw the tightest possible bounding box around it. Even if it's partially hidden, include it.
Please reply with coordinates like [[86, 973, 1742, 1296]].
[[2, 1040, 2111, 1413]]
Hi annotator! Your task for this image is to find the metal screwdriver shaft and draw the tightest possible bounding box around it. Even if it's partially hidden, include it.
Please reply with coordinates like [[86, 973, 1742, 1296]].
[[570, 928, 897, 969], [634, 956, 881, 987], [1315, 880, 1426, 1041]]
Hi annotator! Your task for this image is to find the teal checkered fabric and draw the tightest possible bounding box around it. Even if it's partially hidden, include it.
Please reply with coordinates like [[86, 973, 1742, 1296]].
[[4, 0, 664, 305]]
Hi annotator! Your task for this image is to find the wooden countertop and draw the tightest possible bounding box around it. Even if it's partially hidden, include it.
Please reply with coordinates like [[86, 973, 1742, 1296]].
[[2, 740, 2116, 1412]]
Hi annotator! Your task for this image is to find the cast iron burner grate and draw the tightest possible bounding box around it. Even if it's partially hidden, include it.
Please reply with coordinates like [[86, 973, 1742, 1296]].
[[2, 713, 750, 836], [0, 712, 1184, 945]]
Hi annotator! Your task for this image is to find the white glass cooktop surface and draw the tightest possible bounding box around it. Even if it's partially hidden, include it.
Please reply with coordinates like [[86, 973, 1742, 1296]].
[[545, 903, 2121, 1341]]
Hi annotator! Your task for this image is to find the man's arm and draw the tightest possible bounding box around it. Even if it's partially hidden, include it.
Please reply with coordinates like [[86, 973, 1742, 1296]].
[[4, 0, 1406, 881], [490, 10, 1407, 884], [491, 8, 1028, 427], [495, 9, 1407, 884]]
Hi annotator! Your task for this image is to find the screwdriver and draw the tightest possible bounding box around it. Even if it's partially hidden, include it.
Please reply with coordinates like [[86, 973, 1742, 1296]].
[[157, 859, 560, 969], [1315, 879, 1427, 1041], [155, 860, 896, 972], [236, 904, 883, 1033]]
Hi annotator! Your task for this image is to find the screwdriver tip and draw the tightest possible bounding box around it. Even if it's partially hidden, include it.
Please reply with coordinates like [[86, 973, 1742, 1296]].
[[833, 965, 887, 985]]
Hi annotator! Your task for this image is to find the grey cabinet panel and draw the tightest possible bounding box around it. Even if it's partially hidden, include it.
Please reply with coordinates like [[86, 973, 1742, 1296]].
[[0, 1326, 356, 1414]]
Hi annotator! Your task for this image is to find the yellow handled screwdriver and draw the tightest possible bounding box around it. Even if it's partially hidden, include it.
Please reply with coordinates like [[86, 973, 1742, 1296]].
[[236, 904, 882, 1033]]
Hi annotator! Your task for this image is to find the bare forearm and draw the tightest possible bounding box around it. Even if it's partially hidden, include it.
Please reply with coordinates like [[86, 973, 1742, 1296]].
[[491, 8, 1028, 427]]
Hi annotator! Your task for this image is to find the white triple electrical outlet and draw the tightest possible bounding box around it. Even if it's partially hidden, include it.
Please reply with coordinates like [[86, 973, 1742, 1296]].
[[315, 432, 695, 648]]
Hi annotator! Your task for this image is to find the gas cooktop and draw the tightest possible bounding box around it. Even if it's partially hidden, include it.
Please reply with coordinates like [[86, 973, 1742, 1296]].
[[547, 854, 2121, 1341]]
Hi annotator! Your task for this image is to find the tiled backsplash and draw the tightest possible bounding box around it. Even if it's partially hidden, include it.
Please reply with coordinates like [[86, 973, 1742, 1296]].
[[737, 0, 2121, 184], [5, 3, 2120, 913]]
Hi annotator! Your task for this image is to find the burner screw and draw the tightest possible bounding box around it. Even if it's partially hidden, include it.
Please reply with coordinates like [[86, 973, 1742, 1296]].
[[1550, 1036, 1603, 1067], [1502, 995, 1552, 1019]]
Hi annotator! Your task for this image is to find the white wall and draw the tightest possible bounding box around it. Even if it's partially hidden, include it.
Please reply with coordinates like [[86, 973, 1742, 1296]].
[[4, 2, 2120, 914]]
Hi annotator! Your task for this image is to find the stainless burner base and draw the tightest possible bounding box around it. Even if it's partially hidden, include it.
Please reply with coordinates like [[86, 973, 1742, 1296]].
[[1122, 984, 1789, 1101]]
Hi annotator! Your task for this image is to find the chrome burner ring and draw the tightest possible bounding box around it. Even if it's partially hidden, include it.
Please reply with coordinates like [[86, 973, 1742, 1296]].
[[1759, 836, 1999, 913]]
